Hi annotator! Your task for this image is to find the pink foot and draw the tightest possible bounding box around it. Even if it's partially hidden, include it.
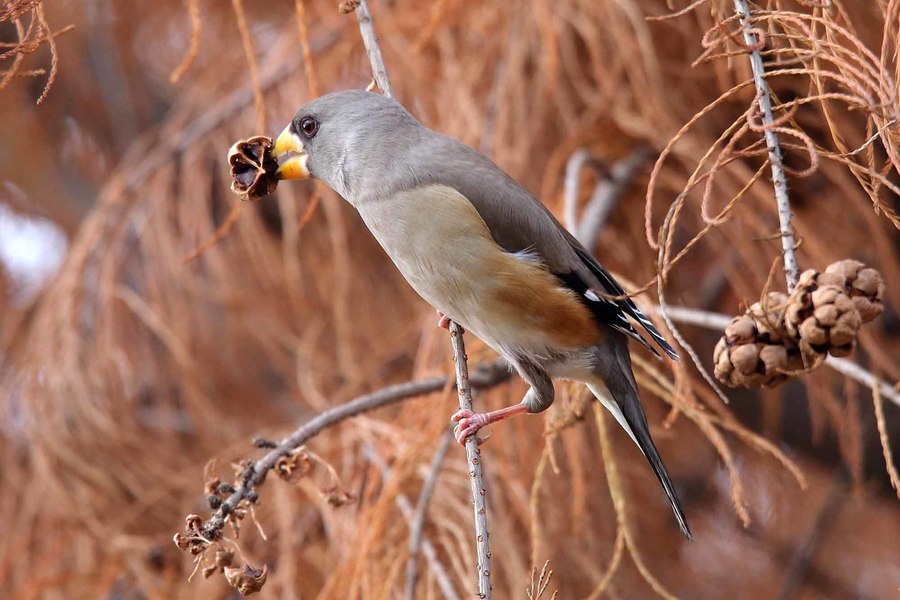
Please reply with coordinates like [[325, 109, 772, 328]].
[[451, 409, 490, 445], [449, 403, 529, 446]]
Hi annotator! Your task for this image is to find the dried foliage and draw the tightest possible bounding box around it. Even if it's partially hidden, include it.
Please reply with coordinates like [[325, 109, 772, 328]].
[[1, 0, 899, 599]]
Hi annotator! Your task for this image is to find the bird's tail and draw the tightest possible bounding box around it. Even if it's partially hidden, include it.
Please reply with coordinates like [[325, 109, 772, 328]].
[[587, 377, 693, 540]]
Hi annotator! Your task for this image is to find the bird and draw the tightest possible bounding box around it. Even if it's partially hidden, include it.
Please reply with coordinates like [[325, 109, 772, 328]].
[[269, 89, 692, 540]]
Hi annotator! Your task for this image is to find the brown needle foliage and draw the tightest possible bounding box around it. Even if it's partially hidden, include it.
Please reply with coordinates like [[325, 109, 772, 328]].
[[0, 0, 898, 598]]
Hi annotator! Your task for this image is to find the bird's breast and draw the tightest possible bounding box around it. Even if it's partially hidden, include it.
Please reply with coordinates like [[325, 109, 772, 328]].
[[355, 185, 602, 353]]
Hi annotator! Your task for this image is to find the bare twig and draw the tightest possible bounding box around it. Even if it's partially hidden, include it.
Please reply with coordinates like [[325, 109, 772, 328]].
[[449, 322, 494, 599], [197, 363, 510, 542], [353, 0, 392, 98], [406, 430, 453, 600], [576, 146, 653, 250], [349, 4, 491, 595], [733, 0, 800, 291], [365, 445, 463, 600], [563, 149, 602, 233]]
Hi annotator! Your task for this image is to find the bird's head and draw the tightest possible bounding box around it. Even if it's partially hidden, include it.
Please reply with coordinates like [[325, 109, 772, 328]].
[[270, 90, 421, 200]]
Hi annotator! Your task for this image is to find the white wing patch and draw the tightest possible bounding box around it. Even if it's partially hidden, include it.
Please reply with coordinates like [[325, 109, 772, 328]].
[[585, 290, 600, 302]]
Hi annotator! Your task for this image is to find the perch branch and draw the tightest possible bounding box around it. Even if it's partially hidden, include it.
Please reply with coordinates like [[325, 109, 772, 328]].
[[449, 322, 494, 599], [733, 0, 800, 291], [365, 445, 463, 600], [353, 0, 392, 98], [345, 1, 494, 595], [197, 363, 510, 541], [406, 430, 453, 600]]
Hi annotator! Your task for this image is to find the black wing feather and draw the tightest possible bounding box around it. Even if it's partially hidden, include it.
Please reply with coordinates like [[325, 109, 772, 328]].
[[565, 246, 679, 361]]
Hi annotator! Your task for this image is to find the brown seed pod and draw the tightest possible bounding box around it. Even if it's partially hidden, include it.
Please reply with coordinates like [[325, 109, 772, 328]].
[[713, 294, 803, 388], [785, 269, 862, 361], [224, 563, 268, 596], [228, 136, 279, 201], [825, 259, 885, 323]]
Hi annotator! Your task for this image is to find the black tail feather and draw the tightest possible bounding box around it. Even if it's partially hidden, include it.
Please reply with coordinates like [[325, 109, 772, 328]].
[[601, 371, 693, 540]]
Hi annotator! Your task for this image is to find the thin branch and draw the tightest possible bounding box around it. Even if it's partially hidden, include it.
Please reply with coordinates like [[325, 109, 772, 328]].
[[657, 305, 900, 408], [563, 149, 600, 233], [450, 322, 493, 599], [577, 146, 653, 250], [344, 2, 494, 595], [198, 362, 510, 541], [406, 430, 453, 600], [365, 445, 463, 600], [733, 0, 800, 291], [353, 0, 392, 98]]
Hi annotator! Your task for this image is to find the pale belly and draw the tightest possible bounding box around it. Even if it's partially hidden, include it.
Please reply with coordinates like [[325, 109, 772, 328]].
[[355, 185, 601, 360]]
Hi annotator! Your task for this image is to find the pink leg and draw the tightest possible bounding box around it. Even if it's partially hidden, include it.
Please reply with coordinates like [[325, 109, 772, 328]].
[[436, 310, 451, 330], [450, 403, 528, 446]]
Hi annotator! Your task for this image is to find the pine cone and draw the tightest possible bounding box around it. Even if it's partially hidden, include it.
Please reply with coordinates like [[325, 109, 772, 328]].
[[824, 259, 885, 323], [713, 293, 803, 388], [785, 269, 862, 361], [228, 136, 279, 201]]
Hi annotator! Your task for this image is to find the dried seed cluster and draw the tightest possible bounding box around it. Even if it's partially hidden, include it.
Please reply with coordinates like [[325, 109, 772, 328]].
[[714, 260, 885, 388], [228, 136, 279, 201]]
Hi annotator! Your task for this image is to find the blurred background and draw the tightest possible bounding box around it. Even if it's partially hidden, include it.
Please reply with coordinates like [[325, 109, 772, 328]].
[[1, 0, 898, 598]]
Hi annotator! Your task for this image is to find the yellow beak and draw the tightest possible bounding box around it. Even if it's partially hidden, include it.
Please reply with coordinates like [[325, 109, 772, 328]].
[[271, 124, 310, 180]]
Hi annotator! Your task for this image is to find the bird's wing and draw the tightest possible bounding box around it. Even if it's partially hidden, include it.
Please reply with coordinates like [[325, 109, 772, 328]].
[[415, 135, 678, 360]]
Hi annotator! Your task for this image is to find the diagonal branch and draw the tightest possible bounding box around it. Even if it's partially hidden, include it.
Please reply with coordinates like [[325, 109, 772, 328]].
[[197, 362, 510, 542]]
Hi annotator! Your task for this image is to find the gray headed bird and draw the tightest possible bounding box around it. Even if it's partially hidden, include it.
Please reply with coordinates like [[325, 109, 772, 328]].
[[271, 90, 691, 539]]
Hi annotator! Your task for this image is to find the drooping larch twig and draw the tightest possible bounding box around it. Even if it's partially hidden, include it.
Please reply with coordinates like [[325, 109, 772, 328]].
[[449, 322, 493, 599], [733, 0, 800, 291]]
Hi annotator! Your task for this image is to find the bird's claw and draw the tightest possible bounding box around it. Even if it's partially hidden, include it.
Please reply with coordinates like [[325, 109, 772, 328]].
[[450, 408, 490, 446]]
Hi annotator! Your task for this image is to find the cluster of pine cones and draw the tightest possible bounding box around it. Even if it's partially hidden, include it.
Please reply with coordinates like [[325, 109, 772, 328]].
[[714, 260, 884, 388]]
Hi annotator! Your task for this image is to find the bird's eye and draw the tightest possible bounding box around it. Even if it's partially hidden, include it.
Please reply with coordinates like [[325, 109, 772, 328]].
[[299, 117, 318, 138]]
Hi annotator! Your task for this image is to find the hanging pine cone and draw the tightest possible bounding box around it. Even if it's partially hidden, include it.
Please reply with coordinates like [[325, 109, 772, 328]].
[[228, 136, 279, 201], [785, 269, 862, 361], [824, 259, 885, 323], [714, 293, 803, 388]]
